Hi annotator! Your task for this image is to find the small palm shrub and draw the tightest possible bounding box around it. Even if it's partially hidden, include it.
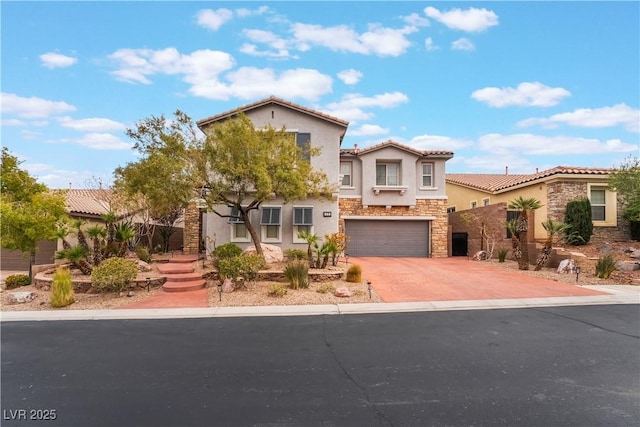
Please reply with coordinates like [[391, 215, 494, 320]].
[[284, 249, 307, 261], [267, 284, 288, 297], [212, 243, 243, 267], [136, 246, 151, 263], [51, 267, 75, 308], [316, 283, 336, 294], [284, 261, 309, 290], [91, 257, 138, 293], [595, 254, 616, 279], [346, 264, 362, 283], [4, 274, 30, 289], [497, 248, 509, 263]]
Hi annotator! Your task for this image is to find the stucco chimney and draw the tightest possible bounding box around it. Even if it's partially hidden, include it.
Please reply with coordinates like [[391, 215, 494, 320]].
[[505, 166, 508, 175]]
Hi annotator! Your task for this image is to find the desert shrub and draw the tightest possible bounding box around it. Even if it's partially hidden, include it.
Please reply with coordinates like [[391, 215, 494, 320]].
[[564, 198, 593, 245], [4, 274, 30, 289], [497, 248, 509, 263], [316, 283, 336, 294], [212, 243, 243, 267], [346, 264, 362, 283], [135, 246, 151, 263], [267, 283, 288, 297], [595, 254, 616, 279], [284, 249, 307, 261], [51, 267, 75, 308], [284, 261, 309, 290], [217, 254, 266, 286], [91, 257, 138, 293]]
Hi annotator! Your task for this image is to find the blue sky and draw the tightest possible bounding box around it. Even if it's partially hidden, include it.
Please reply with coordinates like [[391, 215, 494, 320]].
[[2, 1, 639, 189]]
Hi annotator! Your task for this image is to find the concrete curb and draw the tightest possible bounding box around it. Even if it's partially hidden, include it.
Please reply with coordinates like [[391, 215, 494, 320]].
[[1, 292, 638, 322]]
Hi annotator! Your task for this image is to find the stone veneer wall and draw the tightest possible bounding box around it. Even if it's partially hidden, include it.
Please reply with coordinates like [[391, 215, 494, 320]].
[[547, 181, 630, 242], [183, 202, 201, 255], [338, 198, 449, 257]]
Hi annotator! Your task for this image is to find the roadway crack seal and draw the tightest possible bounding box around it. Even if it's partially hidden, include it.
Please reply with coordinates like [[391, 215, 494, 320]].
[[322, 316, 395, 426], [530, 307, 640, 339]]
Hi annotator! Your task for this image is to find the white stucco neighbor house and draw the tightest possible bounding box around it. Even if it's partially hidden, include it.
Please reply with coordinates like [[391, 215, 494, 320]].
[[194, 96, 349, 254]]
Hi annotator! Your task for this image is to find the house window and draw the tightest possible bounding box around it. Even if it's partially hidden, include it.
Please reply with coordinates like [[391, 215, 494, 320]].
[[447, 206, 456, 214], [483, 198, 490, 207], [376, 162, 400, 186], [471, 201, 477, 209], [340, 162, 352, 187], [296, 133, 311, 161], [260, 206, 282, 242], [590, 187, 606, 221], [293, 207, 313, 243], [421, 163, 433, 187], [229, 207, 250, 242], [506, 210, 519, 238]]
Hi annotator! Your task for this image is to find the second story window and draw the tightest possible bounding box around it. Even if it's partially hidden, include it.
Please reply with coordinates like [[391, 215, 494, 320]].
[[340, 162, 352, 187], [296, 133, 311, 161], [422, 163, 433, 187], [376, 162, 400, 186]]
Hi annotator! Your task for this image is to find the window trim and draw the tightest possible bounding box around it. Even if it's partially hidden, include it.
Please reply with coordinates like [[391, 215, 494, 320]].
[[471, 200, 478, 209], [588, 183, 617, 226], [260, 205, 282, 243], [376, 161, 401, 186], [420, 162, 434, 188], [292, 206, 314, 243], [229, 206, 250, 243], [482, 198, 490, 207], [340, 161, 353, 188]]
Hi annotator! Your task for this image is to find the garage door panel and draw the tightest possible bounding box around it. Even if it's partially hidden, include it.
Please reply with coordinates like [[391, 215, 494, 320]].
[[345, 220, 429, 257]]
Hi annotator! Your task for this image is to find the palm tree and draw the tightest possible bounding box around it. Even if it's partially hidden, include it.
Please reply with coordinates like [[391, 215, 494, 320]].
[[86, 225, 107, 267], [505, 219, 521, 262], [55, 245, 93, 275], [114, 222, 136, 257], [101, 211, 117, 245], [72, 219, 90, 253], [298, 230, 319, 268], [54, 222, 72, 250], [535, 220, 571, 271], [508, 197, 543, 270]]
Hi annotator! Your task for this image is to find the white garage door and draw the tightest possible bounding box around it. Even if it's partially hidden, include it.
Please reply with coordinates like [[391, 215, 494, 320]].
[[345, 220, 430, 257]]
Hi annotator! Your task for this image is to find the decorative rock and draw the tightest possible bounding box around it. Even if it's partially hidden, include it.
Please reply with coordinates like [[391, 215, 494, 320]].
[[472, 251, 488, 261], [597, 243, 613, 254], [127, 291, 135, 297], [557, 259, 576, 274], [137, 260, 153, 272], [629, 250, 640, 259], [334, 287, 352, 297], [616, 261, 640, 272], [622, 247, 637, 254], [7, 291, 36, 305], [243, 243, 284, 264], [222, 278, 235, 293]]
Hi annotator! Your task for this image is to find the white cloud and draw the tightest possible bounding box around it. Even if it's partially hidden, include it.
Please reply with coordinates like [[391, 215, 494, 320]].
[[235, 6, 269, 18], [58, 116, 126, 132], [1, 118, 26, 126], [239, 43, 293, 59], [20, 130, 42, 140], [324, 92, 409, 123], [349, 124, 389, 136], [337, 69, 363, 85], [241, 29, 295, 58], [425, 37, 439, 51], [291, 22, 416, 57], [40, 52, 78, 69], [196, 8, 233, 31], [517, 103, 640, 132], [61, 133, 132, 150], [478, 133, 637, 155], [472, 82, 571, 107], [24, 162, 109, 190], [451, 37, 475, 51], [1, 92, 76, 118], [409, 134, 474, 151], [403, 12, 430, 27], [424, 6, 499, 32]]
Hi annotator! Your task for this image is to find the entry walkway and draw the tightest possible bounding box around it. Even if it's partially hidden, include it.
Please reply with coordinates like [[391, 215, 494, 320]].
[[352, 257, 609, 303]]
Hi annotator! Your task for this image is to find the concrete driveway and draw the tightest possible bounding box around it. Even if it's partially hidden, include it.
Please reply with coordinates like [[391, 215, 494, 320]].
[[352, 257, 608, 303]]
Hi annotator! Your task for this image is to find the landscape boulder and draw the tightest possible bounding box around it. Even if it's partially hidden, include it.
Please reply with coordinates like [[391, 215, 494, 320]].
[[222, 278, 235, 293], [243, 244, 283, 264], [472, 251, 488, 261], [557, 259, 576, 274], [137, 260, 153, 272], [334, 287, 352, 298], [616, 261, 640, 272], [629, 250, 640, 259], [7, 291, 36, 305]]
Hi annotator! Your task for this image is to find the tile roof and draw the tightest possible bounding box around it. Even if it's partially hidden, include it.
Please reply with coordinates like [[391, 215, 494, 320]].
[[64, 189, 115, 216], [196, 95, 350, 128], [340, 140, 454, 157], [446, 165, 613, 192]]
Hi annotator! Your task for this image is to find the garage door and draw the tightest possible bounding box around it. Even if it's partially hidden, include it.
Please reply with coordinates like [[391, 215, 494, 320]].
[[345, 220, 430, 257]]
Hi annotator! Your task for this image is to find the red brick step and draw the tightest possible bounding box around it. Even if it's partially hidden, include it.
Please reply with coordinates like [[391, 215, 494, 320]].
[[162, 279, 207, 292]]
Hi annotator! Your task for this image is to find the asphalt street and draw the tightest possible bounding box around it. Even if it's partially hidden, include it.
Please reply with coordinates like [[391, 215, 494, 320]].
[[2, 305, 639, 427]]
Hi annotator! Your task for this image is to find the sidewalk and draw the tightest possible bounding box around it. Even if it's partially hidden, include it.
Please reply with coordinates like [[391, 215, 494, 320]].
[[2, 284, 638, 322]]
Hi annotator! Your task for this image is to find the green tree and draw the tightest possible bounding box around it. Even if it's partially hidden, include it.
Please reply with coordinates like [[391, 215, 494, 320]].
[[195, 112, 334, 255], [116, 111, 200, 251], [86, 225, 107, 266], [535, 219, 571, 271], [508, 197, 543, 270], [564, 198, 593, 245], [608, 156, 640, 239], [1, 149, 68, 281]]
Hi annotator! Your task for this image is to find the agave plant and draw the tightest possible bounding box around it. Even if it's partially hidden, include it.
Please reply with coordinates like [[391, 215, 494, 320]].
[[508, 197, 543, 270], [535, 220, 571, 271], [55, 245, 93, 275]]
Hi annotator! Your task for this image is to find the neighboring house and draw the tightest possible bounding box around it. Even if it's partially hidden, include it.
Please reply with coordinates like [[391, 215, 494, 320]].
[[194, 96, 349, 254], [446, 166, 631, 248], [339, 141, 453, 257]]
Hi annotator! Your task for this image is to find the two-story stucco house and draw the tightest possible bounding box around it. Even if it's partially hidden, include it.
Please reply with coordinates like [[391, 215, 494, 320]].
[[339, 141, 453, 257], [194, 96, 349, 253]]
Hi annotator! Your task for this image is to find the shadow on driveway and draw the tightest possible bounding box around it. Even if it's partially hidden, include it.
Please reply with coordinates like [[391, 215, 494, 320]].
[[352, 257, 608, 303]]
